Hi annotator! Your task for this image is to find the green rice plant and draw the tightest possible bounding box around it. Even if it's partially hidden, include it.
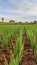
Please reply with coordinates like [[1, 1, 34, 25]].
[[9, 27, 24, 65], [26, 29, 36, 54], [4, 56, 8, 65], [10, 51, 15, 65], [0, 25, 21, 50], [34, 45, 37, 63], [0, 23, 37, 65]]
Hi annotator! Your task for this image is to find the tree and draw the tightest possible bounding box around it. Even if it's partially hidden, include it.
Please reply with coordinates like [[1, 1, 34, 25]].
[[9, 20, 15, 23], [25, 21, 28, 23], [19, 21, 22, 23], [1, 17, 4, 22], [34, 20, 37, 23]]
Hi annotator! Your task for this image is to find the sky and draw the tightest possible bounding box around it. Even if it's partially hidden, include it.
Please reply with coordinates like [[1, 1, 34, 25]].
[[0, 0, 37, 22]]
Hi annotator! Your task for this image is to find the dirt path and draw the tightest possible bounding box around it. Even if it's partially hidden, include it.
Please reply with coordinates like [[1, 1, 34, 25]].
[[20, 32, 37, 65]]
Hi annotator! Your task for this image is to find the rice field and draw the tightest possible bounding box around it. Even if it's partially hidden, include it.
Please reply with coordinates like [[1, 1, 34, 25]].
[[0, 23, 37, 65]]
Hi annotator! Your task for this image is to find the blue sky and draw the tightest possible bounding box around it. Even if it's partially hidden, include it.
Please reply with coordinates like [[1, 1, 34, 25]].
[[0, 0, 37, 22]]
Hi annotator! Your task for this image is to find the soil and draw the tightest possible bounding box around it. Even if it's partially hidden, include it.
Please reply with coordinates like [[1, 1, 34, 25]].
[[20, 32, 37, 65], [5, 32, 19, 64], [0, 43, 5, 65], [0, 37, 16, 65], [5, 38, 16, 64]]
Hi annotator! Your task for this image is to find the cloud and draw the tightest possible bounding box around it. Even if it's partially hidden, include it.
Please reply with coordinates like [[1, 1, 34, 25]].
[[8, 0, 32, 10], [26, 4, 37, 16], [0, 0, 37, 22]]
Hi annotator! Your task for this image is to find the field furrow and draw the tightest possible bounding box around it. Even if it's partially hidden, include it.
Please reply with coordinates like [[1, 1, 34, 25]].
[[20, 32, 37, 65]]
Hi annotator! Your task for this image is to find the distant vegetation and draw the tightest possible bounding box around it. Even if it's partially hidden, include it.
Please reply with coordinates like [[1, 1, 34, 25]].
[[0, 17, 37, 24], [9, 20, 15, 23]]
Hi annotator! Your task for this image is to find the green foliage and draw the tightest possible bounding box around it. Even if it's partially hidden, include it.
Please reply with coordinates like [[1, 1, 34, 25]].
[[0, 24, 37, 65], [26, 25, 37, 61], [10, 27, 24, 65]]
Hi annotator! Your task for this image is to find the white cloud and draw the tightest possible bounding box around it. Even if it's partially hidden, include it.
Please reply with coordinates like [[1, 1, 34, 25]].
[[0, 0, 37, 22], [26, 4, 37, 15], [8, 0, 32, 10]]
